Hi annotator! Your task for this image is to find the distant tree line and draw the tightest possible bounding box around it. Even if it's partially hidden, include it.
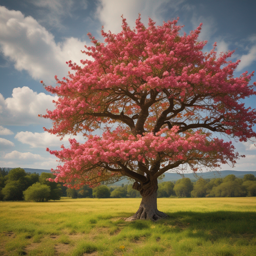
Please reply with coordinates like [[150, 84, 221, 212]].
[[0, 168, 63, 201], [67, 174, 256, 198], [1, 168, 256, 200]]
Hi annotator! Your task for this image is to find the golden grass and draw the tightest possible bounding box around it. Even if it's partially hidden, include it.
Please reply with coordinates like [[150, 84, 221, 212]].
[[0, 197, 256, 255]]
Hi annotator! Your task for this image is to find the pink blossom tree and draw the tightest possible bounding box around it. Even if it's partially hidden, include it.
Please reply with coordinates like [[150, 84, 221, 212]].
[[41, 16, 256, 221]]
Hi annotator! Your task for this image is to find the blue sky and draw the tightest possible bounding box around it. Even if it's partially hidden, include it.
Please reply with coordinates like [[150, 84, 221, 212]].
[[0, 0, 255, 171]]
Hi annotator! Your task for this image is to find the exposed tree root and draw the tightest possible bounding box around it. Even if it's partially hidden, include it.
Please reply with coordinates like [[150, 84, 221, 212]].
[[125, 189, 169, 222], [126, 207, 168, 221]]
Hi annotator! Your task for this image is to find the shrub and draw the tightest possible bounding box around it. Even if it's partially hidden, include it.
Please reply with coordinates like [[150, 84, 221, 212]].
[[93, 185, 110, 198], [23, 182, 50, 202]]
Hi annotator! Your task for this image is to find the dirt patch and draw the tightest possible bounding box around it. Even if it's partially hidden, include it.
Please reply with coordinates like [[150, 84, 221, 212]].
[[3, 231, 15, 238], [96, 227, 109, 233], [25, 243, 38, 252], [69, 233, 85, 240], [82, 252, 98, 256], [55, 244, 72, 255]]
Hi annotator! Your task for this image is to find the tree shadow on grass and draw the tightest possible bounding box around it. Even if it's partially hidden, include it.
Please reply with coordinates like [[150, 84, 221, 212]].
[[115, 211, 256, 245], [167, 211, 256, 244]]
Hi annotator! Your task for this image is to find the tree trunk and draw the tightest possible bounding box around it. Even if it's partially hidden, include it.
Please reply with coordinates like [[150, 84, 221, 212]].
[[126, 180, 168, 221]]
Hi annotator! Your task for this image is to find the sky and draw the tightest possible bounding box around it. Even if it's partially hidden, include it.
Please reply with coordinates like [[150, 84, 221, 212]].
[[0, 0, 255, 172]]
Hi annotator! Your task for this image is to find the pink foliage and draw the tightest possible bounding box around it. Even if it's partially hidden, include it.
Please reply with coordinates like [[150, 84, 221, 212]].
[[41, 16, 256, 188]]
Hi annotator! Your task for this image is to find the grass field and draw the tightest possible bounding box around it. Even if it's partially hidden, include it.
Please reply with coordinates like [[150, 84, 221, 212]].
[[0, 197, 256, 256]]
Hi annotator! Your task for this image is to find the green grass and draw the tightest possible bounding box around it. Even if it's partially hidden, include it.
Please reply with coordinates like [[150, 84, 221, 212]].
[[0, 197, 256, 255]]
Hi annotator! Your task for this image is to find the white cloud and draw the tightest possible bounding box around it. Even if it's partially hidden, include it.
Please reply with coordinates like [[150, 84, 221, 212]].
[[0, 126, 13, 135], [237, 45, 256, 71], [0, 138, 14, 151], [216, 40, 229, 57], [191, 15, 217, 42], [0, 6, 90, 83], [0, 86, 58, 126], [243, 141, 256, 151], [220, 154, 256, 171], [4, 150, 43, 160], [96, 0, 183, 34], [0, 150, 58, 169], [15, 131, 84, 148]]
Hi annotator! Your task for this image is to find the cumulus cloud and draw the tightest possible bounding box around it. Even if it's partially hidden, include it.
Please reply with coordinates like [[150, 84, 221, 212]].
[[0, 6, 90, 84], [0, 86, 57, 126], [0, 126, 13, 135], [1, 150, 58, 169], [237, 45, 256, 71], [191, 15, 217, 42], [96, 0, 184, 34], [15, 131, 85, 148], [0, 138, 14, 151], [4, 150, 43, 160]]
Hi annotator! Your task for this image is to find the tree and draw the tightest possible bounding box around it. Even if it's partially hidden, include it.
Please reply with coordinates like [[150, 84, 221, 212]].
[[67, 188, 78, 198], [78, 185, 93, 198], [223, 174, 236, 182], [26, 173, 40, 187], [2, 181, 23, 201], [23, 183, 51, 202], [2, 168, 29, 200], [110, 186, 127, 198], [127, 184, 141, 198], [210, 180, 246, 197], [243, 174, 256, 181], [93, 185, 110, 198], [191, 178, 208, 197], [0, 168, 9, 177], [41, 16, 256, 221], [157, 181, 174, 197], [243, 180, 256, 196], [173, 178, 193, 197], [39, 172, 61, 200], [206, 178, 223, 196], [0, 171, 7, 200]]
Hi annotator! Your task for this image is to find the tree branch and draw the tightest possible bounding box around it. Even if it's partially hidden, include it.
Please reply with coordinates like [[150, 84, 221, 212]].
[[117, 161, 147, 183], [83, 111, 135, 131], [135, 89, 158, 135], [152, 161, 183, 179]]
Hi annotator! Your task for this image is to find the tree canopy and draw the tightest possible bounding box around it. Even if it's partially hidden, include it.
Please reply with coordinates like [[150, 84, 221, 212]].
[[41, 16, 256, 220]]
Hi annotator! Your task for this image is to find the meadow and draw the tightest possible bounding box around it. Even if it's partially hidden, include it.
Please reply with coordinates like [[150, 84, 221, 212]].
[[0, 198, 256, 256]]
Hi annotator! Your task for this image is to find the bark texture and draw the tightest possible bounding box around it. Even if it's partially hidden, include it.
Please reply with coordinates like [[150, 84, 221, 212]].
[[126, 180, 168, 221]]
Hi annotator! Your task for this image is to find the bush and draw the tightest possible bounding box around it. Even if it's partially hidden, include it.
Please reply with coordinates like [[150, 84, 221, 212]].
[[23, 182, 50, 202], [93, 185, 110, 198], [39, 172, 62, 200], [110, 187, 127, 198]]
